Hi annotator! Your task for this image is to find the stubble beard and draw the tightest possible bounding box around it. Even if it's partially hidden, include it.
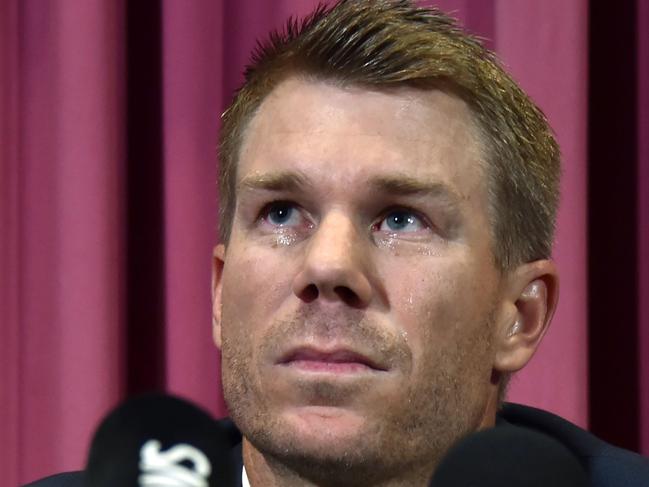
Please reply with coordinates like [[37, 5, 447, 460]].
[[220, 306, 495, 486]]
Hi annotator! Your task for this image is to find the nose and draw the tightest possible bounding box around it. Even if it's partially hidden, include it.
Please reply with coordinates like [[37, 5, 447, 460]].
[[292, 212, 373, 308]]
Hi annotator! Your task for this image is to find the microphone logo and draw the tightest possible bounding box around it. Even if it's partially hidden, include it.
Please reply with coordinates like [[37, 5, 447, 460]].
[[139, 439, 212, 487]]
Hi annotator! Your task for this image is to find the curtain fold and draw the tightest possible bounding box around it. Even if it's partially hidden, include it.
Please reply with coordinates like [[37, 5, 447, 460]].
[[588, 0, 646, 452], [1, 0, 646, 484], [1, 4, 21, 487], [639, 0, 649, 456], [161, 0, 226, 415], [1, 1, 126, 483]]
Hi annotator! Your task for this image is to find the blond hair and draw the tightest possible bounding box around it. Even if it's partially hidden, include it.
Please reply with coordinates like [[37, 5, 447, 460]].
[[218, 0, 560, 270]]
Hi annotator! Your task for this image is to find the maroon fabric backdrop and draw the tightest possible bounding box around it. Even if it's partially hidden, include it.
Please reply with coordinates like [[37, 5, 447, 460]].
[[639, 0, 649, 455], [1, 1, 647, 484]]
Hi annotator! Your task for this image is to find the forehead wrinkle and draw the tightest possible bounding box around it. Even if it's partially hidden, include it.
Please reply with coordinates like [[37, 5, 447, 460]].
[[368, 174, 464, 204]]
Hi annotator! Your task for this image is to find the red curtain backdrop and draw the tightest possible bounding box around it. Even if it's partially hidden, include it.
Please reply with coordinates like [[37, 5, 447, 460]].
[[640, 0, 649, 455], [1, 1, 647, 484]]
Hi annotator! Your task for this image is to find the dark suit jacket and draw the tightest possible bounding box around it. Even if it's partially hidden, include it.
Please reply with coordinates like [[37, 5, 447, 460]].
[[500, 403, 649, 487], [24, 403, 649, 487]]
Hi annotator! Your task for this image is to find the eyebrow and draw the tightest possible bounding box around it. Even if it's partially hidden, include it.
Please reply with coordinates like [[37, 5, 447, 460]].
[[367, 174, 463, 205], [237, 170, 463, 207], [237, 170, 312, 193]]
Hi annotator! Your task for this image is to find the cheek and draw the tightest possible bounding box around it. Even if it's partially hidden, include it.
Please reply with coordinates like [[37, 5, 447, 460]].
[[383, 257, 497, 360], [220, 246, 296, 337]]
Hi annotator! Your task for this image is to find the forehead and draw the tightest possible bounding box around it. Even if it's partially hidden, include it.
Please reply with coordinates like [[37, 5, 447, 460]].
[[238, 77, 487, 200]]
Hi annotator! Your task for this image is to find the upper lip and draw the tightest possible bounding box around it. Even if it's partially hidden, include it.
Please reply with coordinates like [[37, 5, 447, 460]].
[[277, 346, 388, 371]]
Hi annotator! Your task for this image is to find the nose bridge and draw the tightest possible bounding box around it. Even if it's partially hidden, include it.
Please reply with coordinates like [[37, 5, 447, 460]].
[[292, 209, 373, 307], [310, 210, 358, 266]]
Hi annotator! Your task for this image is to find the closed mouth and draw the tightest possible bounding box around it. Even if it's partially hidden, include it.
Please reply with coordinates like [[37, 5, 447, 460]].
[[278, 347, 388, 372]]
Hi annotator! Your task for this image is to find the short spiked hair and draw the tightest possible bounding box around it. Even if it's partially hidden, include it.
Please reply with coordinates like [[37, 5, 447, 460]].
[[218, 0, 560, 270]]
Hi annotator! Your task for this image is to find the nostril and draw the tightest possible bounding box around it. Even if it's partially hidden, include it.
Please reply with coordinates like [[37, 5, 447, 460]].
[[300, 284, 319, 302], [334, 286, 361, 308]]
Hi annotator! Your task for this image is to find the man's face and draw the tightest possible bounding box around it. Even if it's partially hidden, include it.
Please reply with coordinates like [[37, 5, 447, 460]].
[[213, 78, 507, 479]]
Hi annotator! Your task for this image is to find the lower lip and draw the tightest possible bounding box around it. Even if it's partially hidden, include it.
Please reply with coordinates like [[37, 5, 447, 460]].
[[283, 360, 376, 374]]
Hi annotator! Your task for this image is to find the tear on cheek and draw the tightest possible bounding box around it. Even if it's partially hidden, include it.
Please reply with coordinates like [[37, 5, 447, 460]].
[[374, 235, 446, 258], [272, 232, 298, 247]]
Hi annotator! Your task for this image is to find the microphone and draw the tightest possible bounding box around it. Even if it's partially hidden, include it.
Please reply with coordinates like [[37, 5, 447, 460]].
[[84, 393, 237, 487], [430, 425, 588, 486]]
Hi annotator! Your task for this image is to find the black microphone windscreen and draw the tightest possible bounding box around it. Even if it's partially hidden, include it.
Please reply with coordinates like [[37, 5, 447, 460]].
[[430, 425, 588, 487], [84, 393, 237, 487]]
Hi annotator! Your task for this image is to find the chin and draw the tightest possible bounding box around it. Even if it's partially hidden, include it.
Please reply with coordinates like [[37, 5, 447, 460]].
[[280, 405, 370, 446], [250, 409, 398, 486], [248, 405, 383, 464]]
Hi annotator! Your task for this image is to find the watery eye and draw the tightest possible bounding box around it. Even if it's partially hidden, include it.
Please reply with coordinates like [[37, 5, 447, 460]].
[[379, 209, 426, 233], [265, 202, 301, 227]]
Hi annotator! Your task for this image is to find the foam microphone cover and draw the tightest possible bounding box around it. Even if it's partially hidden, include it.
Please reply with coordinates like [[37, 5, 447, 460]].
[[430, 425, 588, 487], [84, 393, 237, 487]]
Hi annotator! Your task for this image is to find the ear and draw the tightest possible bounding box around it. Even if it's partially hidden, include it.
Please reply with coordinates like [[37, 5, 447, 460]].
[[212, 244, 226, 349], [493, 259, 559, 373]]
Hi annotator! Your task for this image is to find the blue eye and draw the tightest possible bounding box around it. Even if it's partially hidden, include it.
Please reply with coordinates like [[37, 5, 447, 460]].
[[379, 209, 425, 233], [264, 202, 301, 227]]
